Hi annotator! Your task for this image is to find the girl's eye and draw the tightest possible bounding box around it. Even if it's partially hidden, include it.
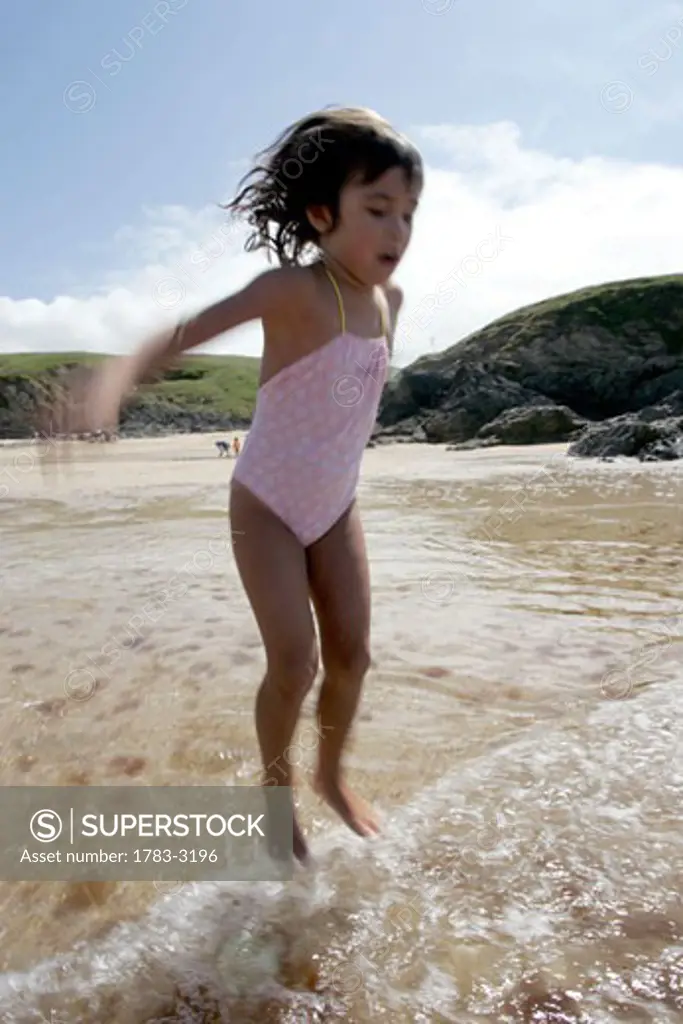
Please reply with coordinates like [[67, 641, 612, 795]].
[[368, 208, 386, 218]]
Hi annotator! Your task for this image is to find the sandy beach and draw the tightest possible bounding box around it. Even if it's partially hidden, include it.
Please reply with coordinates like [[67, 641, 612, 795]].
[[1, 434, 682, 1022]]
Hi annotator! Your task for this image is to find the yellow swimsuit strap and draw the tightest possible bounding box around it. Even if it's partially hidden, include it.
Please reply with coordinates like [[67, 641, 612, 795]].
[[324, 266, 389, 338], [377, 293, 389, 338], [323, 266, 346, 334]]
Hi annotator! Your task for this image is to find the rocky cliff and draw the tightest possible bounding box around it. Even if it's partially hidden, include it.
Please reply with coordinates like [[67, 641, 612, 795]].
[[376, 274, 683, 460]]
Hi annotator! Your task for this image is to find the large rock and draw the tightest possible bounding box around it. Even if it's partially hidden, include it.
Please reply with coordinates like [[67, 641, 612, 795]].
[[378, 369, 451, 426], [568, 413, 683, 460], [387, 365, 551, 444], [636, 390, 683, 422], [474, 404, 587, 446], [641, 435, 683, 461]]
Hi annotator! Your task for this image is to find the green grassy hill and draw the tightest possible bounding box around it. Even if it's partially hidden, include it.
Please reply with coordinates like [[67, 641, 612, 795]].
[[0, 352, 261, 437], [445, 273, 683, 363]]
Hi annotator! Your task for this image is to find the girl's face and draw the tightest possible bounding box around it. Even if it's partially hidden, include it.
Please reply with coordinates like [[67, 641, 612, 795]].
[[314, 165, 421, 286]]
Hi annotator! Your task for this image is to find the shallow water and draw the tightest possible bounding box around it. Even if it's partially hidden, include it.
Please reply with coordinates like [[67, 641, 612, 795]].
[[0, 435, 682, 1022]]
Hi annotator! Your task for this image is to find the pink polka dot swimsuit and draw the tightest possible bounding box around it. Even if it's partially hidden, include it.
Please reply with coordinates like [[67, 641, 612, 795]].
[[232, 268, 390, 546]]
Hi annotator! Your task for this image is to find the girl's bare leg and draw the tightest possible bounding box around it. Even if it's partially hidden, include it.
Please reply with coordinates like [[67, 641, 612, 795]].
[[229, 481, 319, 863], [307, 501, 379, 839]]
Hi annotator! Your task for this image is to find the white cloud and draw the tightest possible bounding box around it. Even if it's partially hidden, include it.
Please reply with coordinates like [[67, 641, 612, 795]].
[[1, 121, 681, 366]]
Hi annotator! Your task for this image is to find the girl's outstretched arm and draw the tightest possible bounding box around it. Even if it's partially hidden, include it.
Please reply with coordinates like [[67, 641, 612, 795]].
[[51, 269, 289, 435], [120, 269, 286, 388]]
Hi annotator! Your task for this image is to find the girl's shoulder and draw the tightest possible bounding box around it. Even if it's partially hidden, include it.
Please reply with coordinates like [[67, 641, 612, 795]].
[[264, 262, 335, 316], [379, 280, 404, 339], [250, 264, 327, 346], [247, 264, 318, 319], [382, 280, 404, 313]]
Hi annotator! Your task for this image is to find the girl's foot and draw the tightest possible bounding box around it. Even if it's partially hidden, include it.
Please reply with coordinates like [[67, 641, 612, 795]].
[[263, 787, 309, 865], [313, 773, 380, 839]]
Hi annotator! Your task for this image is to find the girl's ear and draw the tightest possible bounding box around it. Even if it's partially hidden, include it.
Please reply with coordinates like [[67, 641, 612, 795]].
[[306, 204, 333, 235]]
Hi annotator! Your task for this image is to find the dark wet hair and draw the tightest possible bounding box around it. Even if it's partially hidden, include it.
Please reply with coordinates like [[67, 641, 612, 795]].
[[224, 106, 423, 266]]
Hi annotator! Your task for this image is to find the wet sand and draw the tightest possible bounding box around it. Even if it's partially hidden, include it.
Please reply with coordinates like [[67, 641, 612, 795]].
[[0, 434, 682, 1022]]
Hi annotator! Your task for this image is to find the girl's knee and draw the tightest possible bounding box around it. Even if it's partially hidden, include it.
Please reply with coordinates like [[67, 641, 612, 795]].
[[326, 642, 371, 680], [266, 643, 319, 698]]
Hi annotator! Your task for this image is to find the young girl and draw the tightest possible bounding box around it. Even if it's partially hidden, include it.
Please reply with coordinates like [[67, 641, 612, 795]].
[[56, 106, 423, 862]]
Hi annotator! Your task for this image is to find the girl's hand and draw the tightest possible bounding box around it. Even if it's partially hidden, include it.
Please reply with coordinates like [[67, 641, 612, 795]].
[[39, 358, 132, 438]]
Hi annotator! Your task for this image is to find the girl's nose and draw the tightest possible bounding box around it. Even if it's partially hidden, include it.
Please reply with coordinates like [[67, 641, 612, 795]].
[[388, 216, 406, 242]]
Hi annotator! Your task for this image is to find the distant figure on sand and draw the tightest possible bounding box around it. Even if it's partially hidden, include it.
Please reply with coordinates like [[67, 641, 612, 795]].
[[215, 440, 230, 457], [231, 435, 241, 458], [46, 107, 422, 863]]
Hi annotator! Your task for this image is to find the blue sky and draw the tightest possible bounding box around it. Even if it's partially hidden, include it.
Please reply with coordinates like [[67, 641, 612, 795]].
[[1, 0, 682, 358]]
